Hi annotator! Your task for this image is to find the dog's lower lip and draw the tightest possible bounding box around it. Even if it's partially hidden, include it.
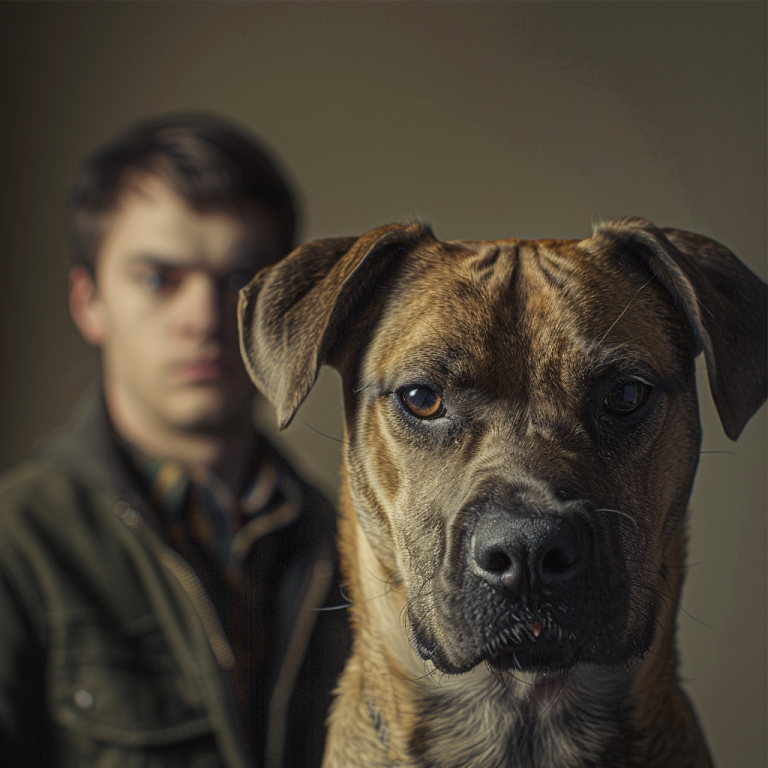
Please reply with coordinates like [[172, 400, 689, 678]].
[[486, 641, 579, 674], [477, 619, 583, 669]]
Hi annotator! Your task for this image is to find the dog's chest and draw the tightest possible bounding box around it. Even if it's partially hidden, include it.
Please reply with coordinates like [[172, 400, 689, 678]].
[[403, 672, 629, 768]]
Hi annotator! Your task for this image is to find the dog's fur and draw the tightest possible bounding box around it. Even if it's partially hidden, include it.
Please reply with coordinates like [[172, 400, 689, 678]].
[[238, 217, 767, 768]]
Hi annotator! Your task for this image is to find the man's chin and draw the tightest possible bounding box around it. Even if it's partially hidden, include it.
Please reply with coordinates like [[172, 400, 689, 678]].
[[163, 386, 251, 434]]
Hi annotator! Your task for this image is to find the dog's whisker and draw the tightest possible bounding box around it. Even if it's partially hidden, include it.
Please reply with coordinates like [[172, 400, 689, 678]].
[[485, 661, 528, 702], [598, 273, 657, 344], [622, 558, 677, 591], [627, 581, 678, 622], [297, 417, 349, 445], [391, 665, 439, 684], [628, 580, 712, 629], [636, 620, 674, 663], [624, 555, 697, 572], [593, 508, 638, 528], [352, 382, 380, 395], [314, 582, 355, 611], [422, 318, 452, 349]]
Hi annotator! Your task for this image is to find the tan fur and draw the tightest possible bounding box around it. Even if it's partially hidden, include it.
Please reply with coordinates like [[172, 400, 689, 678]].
[[238, 218, 767, 767]]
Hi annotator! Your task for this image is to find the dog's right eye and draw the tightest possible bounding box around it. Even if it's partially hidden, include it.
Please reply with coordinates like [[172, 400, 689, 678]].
[[603, 378, 652, 416], [400, 386, 444, 419]]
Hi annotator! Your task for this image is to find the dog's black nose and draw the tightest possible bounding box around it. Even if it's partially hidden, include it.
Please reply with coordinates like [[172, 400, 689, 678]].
[[471, 512, 589, 595]]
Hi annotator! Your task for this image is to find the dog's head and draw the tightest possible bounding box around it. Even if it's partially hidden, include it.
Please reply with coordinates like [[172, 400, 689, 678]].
[[239, 218, 766, 675]]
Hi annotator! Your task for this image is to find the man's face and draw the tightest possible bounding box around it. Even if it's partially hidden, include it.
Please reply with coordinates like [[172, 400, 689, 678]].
[[75, 175, 282, 435]]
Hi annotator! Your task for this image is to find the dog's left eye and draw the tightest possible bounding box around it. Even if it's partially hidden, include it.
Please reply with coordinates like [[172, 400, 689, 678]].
[[603, 378, 651, 416], [400, 386, 445, 419]]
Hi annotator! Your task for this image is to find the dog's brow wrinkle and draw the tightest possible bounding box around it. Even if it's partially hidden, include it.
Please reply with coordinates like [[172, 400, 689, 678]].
[[468, 245, 501, 273], [531, 247, 572, 290], [533, 259, 562, 290], [539, 245, 579, 273]]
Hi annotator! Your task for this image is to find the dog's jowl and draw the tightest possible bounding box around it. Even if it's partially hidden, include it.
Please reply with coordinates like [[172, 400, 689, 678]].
[[238, 218, 766, 768]]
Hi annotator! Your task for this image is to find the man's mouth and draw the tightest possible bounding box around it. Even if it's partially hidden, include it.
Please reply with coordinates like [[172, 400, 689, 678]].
[[174, 356, 227, 383]]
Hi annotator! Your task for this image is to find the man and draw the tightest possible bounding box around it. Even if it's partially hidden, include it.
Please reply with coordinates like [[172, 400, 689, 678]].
[[0, 114, 348, 768]]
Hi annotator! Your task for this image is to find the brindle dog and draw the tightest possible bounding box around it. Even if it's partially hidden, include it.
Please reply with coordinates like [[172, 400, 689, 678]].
[[238, 217, 766, 768]]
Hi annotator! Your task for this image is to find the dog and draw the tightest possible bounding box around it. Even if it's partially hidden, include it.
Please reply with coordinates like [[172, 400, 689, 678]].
[[238, 217, 766, 768]]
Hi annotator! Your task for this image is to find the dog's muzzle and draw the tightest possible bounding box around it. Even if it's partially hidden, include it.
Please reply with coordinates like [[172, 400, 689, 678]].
[[406, 496, 651, 676]]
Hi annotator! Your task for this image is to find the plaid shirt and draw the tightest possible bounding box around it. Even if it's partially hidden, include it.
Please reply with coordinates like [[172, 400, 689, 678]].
[[127, 437, 304, 758]]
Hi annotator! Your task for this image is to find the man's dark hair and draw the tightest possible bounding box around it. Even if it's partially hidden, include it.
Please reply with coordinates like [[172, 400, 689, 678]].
[[69, 113, 298, 272]]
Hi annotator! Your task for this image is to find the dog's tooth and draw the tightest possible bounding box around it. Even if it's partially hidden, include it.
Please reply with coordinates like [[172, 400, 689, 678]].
[[531, 621, 543, 638]]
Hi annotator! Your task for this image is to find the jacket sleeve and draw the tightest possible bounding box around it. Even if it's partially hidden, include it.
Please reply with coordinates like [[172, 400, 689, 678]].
[[0, 557, 55, 766]]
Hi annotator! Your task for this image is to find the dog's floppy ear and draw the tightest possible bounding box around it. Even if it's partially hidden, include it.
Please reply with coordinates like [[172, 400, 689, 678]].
[[591, 216, 767, 440], [238, 221, 433, 429]]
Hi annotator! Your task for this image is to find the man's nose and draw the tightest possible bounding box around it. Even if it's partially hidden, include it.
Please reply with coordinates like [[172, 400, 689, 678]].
[[176, 273, 221, 338]]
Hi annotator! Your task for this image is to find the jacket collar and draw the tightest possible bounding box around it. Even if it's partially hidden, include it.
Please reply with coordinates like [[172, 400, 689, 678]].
[[37, 383, 147, 511]]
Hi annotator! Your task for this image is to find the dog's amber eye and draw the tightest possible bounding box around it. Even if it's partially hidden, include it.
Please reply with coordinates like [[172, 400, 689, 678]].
[[604, 379, 651, 415], [401, 386, 444, 419]]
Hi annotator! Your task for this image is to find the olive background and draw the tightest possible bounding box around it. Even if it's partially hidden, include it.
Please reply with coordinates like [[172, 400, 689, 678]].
[[0, 3, 765, 765]]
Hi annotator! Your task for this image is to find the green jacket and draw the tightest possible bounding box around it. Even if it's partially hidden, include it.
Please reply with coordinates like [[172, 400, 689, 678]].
[[0, 390, 349, 768]]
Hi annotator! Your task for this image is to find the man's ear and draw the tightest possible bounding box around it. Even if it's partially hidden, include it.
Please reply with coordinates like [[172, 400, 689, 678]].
[[69, 266, 107, 346], [238, 221, 434, 430], [589, 217, 767, 440]]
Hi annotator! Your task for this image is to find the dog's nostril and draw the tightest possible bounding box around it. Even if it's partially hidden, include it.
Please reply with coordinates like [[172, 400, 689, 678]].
[[541, 545, 577, 575], [471, 517, 523, 592], [474, 544, 522, 592], [478, 547, 515, 575], [537, 535, 585, 585]]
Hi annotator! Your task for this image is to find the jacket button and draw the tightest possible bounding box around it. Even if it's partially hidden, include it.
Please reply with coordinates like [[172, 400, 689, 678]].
[[73, 689, 94, 710], [113, 500, 130, 516], [114, 500, 140, 527]]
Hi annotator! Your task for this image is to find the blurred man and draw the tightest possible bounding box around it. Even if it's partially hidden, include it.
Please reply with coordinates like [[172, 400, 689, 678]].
[[0, 114, 348, 768]]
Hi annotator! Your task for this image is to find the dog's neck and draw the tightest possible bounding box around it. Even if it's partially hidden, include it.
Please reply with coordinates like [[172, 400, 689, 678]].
[[330, 487, 708, 768]]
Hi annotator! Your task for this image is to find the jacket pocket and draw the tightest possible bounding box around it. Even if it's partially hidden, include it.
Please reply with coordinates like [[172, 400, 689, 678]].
[[49, 611, 224, 768]]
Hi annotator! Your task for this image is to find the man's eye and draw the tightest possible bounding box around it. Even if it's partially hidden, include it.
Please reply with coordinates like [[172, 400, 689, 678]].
[[399, 385, 445, 419], [142, 271, 181, 293], [143, 273, 167, 292]]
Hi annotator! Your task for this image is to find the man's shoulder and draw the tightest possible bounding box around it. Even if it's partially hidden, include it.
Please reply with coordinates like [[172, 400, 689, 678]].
[[0, 458, 78, 512], [0, 458, 113, 547]]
